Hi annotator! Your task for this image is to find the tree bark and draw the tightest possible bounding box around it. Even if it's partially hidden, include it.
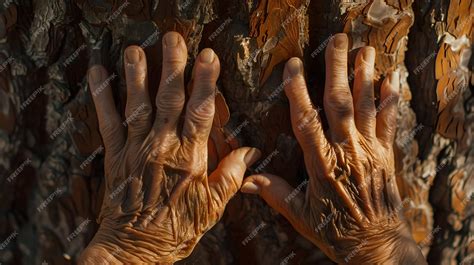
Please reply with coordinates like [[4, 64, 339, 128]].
[[0, 0, 472, 264]]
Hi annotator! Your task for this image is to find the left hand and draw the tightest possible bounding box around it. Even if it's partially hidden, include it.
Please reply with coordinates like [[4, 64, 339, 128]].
[[79, 32, 261, 264]]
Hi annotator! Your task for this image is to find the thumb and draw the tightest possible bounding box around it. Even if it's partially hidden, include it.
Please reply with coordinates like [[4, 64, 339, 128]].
[[241, 174, 306, 227], [208, 147, 261, 206]]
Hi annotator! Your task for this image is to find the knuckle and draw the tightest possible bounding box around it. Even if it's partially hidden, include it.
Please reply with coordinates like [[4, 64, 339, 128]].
[[193, 78, 217, 93], [194, 64, 218, 80], [186, 99, 215, 122], [161, 66, 184, 84], [100, 120, 118, 139], [125, 104, 152, 126], [192, 81, 217, 100], [357, 98, 376, 115], [285, 81, 308, 101], [163, 57, 186, 67], [329, 54, 347, 69], [294, 108, 320, 134], [127, 72, 147, 87], [357, 61, 374, 75], [156, 89, 185, 111], [383, 104, 398, 122], [325, 89, 354, 117]]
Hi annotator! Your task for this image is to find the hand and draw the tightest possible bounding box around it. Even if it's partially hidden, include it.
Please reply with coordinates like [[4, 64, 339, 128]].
[[241, 33, 426, 264], [79, 32, 261, 264]]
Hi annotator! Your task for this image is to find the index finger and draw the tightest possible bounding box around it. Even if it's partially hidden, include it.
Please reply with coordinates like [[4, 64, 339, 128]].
[[88, 65, 125, 155], [283, 58, 332, 171]]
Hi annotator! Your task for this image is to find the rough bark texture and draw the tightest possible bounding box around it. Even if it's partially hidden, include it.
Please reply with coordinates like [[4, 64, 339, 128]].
[[0, 0, 472, 264]]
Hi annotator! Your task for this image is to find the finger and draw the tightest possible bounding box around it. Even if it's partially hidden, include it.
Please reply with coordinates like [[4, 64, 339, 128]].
[[88, 65, 125, 155], [324, 33, 356, 143], [283, 57, 331, 161], [376, 71, 400, 147], [241, 174, 306, 233], [353, 46, 376, 139], [123, 46, 152, 141], [182, 48, 220, 144], [154, 32, 187, 135], [208, 147, 261, 207]]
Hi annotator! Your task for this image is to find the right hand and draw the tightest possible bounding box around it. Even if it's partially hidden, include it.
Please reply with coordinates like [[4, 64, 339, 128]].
[[241, 33, 426, 264]]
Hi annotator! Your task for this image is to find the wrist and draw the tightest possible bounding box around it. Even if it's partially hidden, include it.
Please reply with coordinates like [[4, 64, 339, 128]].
[[80, 224, 177, 265], [79, 244, 123, 265], [334, 220, 426, 264]]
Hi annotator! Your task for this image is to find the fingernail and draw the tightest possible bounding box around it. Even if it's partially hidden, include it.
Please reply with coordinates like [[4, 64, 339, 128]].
[[333, 33, 348, 49], [287, 58, 303, 77], [244, 148, 261, 166], [88, 66, 102, 84], [164, 33, 179, 48], [361, 46, 375, 65], [241, 182, 260, 194], [125, 47, 140, 64], [199, 48, 215, 64], [389, 71, 399, 87]]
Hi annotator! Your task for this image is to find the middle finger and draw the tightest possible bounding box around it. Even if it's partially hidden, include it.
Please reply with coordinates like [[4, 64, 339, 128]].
[[323, 33, 357, 143], [154, 32, 187, 137], [181, 48, 220, 145]]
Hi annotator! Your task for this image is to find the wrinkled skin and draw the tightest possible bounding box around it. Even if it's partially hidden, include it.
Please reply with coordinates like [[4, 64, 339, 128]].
[[241, 34, 427, 264], [78, 32, 261, 264], [80, 31, 427, 264]]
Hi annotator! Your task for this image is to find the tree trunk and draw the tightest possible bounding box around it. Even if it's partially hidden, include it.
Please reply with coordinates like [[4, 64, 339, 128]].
[[0, 0, 472, 264]]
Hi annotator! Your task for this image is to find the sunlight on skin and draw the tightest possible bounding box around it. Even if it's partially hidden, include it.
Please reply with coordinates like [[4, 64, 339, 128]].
[[241, 33, 427, 264], [79, 32, 261, 264], [79, 32, 426, 264]]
